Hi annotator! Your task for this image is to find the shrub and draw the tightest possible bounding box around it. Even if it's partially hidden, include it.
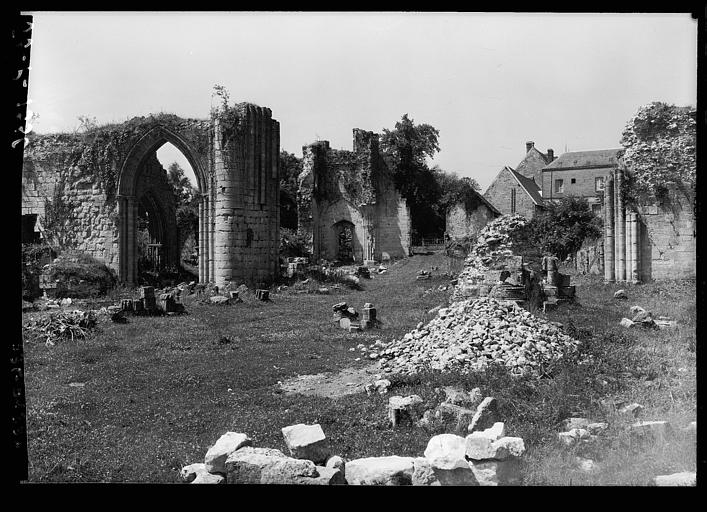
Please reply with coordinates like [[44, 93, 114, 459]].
[[279, 228, 310, 259], [43, 250, 117, 298], [512, 196, 602, 261]]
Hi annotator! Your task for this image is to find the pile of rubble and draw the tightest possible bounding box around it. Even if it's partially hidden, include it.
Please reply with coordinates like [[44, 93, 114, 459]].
[[452, 215, 529, 302], [372, 296, 581, 377]]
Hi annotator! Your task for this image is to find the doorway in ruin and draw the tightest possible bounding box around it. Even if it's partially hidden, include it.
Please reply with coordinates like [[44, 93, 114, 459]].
[[118, 126, 209, 286], [334, 220, 355, 262]]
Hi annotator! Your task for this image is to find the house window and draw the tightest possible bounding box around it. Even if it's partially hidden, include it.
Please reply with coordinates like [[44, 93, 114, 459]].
[[554, 179, 564, 194], [510, 188, 516, 214], [571, 178, 576, 184], [592, 203, 602, 216], [595, 176, 605, 192]]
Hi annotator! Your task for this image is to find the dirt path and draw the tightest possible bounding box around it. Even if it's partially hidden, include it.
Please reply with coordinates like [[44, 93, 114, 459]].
[[279, 361, 384, 398]]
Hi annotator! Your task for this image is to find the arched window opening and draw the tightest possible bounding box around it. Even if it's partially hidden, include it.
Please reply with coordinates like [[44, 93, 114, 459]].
[[155, 142, 200, 277]]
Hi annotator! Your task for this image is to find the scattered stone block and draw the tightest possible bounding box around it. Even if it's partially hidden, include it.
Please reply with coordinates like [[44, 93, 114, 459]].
[[388, 395, 424, 427], [255, 289, 270, 301], [576, 457, 597, 472], [558, 428, 591, 446], [618, 403, 644, 418], [192, 471, 225, 484], [209, 295, 230, 305], [180, 463, 206, 482], [562, 417, 592, 430], [411, 457, 440, 486], [325, 455, 345, 479], [468, 459, 521, 486], [628, 420, 672, 439], [204, 432, 252, 474], [258, 458, 319, 484], [468, 397, 499, 433], [654, 472, 696, 487], [435, 402, 476, 433], [281, 423, 330, 464], [614, 289, 628, 299], [586, 422, 609, 435], [299, 466, 345, 485], [442, 386, 482, 409], [620, 318, 635, 328], [345, 456, 415, 485], [225, 447, 289, 484], [365, 379, 391, 395], [424, 434, 468, 470]]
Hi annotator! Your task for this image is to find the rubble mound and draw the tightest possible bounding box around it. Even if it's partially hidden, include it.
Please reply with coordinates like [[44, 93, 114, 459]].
[[452, 215, 528, 301], [376, 297, 581, 377]]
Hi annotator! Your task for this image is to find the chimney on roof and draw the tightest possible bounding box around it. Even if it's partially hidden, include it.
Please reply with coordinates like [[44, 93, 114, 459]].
[[526, 141, 535, 153], [547, 148, 555, 161]]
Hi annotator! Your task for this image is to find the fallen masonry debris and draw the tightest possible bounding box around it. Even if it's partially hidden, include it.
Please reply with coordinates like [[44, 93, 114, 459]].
[[375, 296, 581, 377]]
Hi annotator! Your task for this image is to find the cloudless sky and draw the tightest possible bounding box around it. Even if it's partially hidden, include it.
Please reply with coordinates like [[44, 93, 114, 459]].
[[24, 12, 697, 190]]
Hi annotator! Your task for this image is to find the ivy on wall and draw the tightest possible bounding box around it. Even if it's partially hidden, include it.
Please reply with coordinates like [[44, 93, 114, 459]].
[[619, 102, 696, 206]]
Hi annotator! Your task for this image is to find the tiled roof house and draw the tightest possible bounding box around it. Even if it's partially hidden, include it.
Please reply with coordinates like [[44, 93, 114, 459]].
[[483, 141, 555, 219]]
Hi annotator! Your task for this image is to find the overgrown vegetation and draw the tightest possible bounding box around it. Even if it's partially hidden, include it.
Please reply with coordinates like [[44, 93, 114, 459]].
[[279, 151, 303, 230], [279, 228, 310, 259], [620, 102, 696, 204], [510, 196, 602, 261], [43, 250, 118, 298]]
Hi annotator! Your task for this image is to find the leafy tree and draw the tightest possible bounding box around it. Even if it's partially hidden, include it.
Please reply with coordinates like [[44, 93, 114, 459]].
[[520, 196, 602, 260], [620, 102, 696, 202], [380, 114, 442, 238], [279, 151, 302, 230], [165, 162, 199, 265]]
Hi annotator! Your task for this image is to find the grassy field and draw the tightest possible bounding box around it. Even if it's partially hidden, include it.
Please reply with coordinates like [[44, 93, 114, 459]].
[[21, 253, 696, 484]]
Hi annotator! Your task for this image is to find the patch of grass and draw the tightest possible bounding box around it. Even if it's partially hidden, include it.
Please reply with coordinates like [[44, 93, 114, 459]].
[[22, 254, 695, 484]]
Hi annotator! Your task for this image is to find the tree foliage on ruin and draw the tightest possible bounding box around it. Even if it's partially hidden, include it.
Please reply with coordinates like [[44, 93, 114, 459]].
[[380, 114, 444, 237], [515, 196, 602, 261], [279, 150, 303, 230], [620, 102, 696, 202]]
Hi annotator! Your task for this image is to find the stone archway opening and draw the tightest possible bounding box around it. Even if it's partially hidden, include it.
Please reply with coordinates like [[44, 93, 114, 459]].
[[333, 220, 355, 263], [118, 126, 210, 286], [156, 142, 201, 277]]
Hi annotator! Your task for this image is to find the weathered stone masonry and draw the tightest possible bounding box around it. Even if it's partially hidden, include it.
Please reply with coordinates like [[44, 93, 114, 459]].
[[600, 167, 695, 282], [21, 103, 281, 288], [297, 129, 411, 263]]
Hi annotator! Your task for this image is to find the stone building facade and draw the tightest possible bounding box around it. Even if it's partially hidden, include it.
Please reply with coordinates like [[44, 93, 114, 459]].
[[297, 129, 411, 263], [445, 189, 500, 240], [483, 141, 553, 219], [21, 103, 281, 288], [541, 148, 621, 216]]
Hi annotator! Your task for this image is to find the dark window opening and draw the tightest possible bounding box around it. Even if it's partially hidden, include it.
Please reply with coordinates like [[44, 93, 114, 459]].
[[246, 228, 254, 247]]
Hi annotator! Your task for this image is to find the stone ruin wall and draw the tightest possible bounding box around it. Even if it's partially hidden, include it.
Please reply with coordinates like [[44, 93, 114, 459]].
[[21, 106, 281, 288], [600, 169, 695, 283], [446, 202, 498, 240], [297, 130, 411, 263], [636, 192, 695, 281], [22, 134, 122, 269]]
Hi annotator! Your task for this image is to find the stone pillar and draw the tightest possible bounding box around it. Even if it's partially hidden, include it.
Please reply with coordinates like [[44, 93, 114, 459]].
[[616, 168, 626, 282], [603, 177, 615, 282], [629, 211, 640, 283], [198, 196, 205, 283], [124, 195, 137, 286], [212, 116, 235, 288], [209, 183, 216, 284]]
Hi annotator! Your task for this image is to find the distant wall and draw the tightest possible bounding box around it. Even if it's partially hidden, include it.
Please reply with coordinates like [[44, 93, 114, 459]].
[[484, 169, 537, 219], [446, 202, 498, 239]]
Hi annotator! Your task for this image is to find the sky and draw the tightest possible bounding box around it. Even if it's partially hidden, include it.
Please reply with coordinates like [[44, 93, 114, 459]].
[[24, 11, 697, 191]]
